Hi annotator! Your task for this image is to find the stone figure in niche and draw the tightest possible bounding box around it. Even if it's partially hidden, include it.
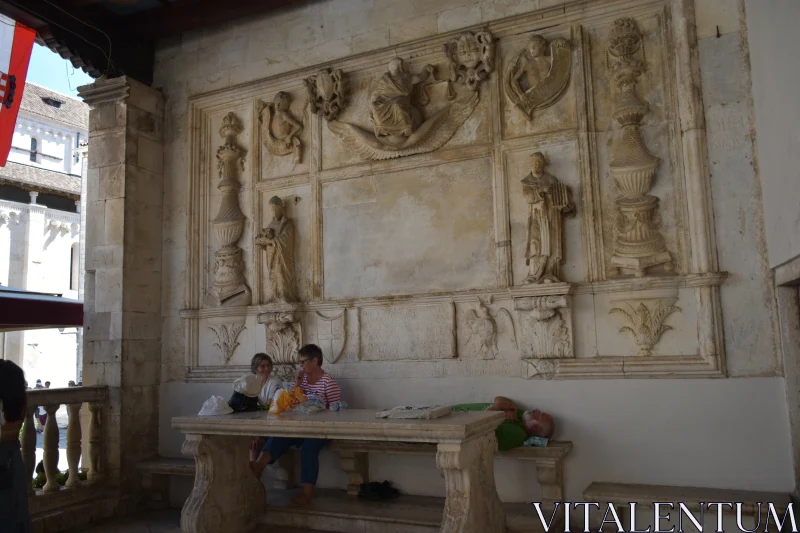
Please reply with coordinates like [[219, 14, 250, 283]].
[[521, 152, 575, 284], [327, 57, 480, 161], [255, 196, 298, 303], [260, 91, 304, 164], [443, 30, 494, 91], [304, 68, 347, 122], [505, 34, 571, 120]]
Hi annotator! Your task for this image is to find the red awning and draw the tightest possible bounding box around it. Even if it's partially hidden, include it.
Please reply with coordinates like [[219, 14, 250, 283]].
[[0, 287, 83, 332]]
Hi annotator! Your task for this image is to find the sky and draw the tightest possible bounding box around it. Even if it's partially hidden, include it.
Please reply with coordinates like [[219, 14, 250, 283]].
[[26, 42, 95, 98]]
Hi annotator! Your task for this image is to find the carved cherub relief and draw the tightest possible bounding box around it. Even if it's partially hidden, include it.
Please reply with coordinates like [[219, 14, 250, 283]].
[[443, 30, 494, 91], [260, 91, 305, 164], [327, 56, 480, 161], [304, 68, 347, 121], [505, 34, 571, 119]]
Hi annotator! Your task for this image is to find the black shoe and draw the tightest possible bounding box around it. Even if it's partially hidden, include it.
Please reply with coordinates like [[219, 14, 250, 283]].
[[378, 480, 400, 499]]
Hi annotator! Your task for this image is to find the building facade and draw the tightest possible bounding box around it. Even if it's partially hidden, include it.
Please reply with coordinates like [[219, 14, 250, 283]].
[[0, 81, 87, 388]]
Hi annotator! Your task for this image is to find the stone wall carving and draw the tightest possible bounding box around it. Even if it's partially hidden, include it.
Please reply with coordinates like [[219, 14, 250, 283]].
[[609, 299, 680, 356], [513, 290, 574, 360], [207, 112, 251, 307], [327, 55, 481, 160], [209, 323, 246, 365], [259, 92, 304, 164], [521, 152, 575, 285], [255, 196, 298, 304], [306, 309, 346, 364], [462, 296, 518, 360], [505, 34, 571, 119], [183, 2, 727, 382], [304, 68, 347, 121], [606, 17, 673, 277], [444, 30, 494, 91]]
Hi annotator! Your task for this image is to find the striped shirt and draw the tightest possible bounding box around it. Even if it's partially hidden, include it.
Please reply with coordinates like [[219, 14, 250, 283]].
[[300, 372, 341, 407]]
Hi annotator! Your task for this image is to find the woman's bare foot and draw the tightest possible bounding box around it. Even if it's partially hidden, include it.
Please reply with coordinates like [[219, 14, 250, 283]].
[[290, 492, 312, 506]]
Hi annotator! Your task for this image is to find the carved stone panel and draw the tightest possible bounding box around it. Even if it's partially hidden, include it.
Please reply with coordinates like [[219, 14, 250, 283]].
[[305, 309, 347, 364], [359, 302, 456, 361], [460, 296, 518, 360], [208, 323, 246, 365], [258, 89, 310, 179], [322, 158, 497, 299], [258, 305, 302, 372]]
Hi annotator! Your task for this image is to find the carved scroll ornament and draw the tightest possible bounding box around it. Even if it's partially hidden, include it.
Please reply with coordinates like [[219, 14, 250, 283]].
[[504, 34, 571, 119], [304, 68, 347, 121], [327, 52, 482, 161], [444, 30, 494, 91], [260, 92, 304, 164]]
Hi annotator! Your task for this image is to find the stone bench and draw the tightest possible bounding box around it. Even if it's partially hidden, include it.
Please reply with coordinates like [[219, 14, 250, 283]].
[[137, 457, 196, 509], [584, 482, 792, 531], [331, 439, 572, 506]]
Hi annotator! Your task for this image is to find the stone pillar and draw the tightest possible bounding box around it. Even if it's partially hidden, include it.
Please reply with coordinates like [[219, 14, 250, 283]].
[[77, 143, 88, 382], [78, 76, 164, 506]]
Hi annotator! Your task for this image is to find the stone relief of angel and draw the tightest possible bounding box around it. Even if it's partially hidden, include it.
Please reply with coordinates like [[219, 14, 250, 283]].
[[260, 91, 305, 164], [463, 296, 518, 360], [504, 34, 571, 119]]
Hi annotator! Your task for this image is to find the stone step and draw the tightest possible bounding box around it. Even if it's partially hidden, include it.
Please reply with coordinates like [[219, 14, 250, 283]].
[[262, 488, 551, 533]]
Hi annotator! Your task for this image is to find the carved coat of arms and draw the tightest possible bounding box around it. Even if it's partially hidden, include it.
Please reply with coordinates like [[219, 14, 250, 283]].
[[504, 34, 571, 119], [307, 310, 346, 364]]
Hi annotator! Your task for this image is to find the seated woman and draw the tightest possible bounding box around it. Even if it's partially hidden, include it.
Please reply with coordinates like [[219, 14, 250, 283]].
[[451, 396, 554, 451], [1, 360, 32, 533], [250, 344, 341, 506]]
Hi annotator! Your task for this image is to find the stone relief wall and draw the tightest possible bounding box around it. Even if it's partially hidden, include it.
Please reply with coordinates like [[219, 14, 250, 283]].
[[177, 0, 732, 382]]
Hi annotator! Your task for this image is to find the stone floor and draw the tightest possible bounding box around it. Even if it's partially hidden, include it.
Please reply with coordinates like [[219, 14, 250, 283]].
[[72, 509, 329, 533]]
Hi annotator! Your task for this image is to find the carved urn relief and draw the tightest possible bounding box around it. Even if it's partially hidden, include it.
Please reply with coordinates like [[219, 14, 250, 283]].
[[207, 112, 252, 307], [606, 17, 673, 277]]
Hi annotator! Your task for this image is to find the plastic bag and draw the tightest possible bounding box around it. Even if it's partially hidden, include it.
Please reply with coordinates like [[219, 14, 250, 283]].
[[328, 401, 348, 411], [268, 387, 307, 414], [293, 398, 326, 414]]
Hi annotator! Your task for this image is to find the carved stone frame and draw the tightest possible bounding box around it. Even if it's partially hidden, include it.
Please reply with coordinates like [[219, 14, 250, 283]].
[[182, 0, 726, 381]]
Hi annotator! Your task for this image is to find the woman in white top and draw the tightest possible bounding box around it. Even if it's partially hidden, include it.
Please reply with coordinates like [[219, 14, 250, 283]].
[[248, 353, 281, 463]]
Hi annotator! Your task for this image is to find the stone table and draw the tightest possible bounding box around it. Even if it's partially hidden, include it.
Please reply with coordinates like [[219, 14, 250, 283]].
[[172, 409, 506, 533]]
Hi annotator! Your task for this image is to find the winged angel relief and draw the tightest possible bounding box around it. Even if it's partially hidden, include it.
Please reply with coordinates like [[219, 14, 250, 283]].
[[327, 31, 493, 161]]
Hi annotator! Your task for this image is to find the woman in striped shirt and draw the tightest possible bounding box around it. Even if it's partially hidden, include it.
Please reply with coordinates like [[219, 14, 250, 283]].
[[250, 344, 342, 506]]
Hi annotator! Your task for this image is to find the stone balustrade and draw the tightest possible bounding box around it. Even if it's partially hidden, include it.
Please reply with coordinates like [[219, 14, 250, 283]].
[[21, 386, 108, 515]]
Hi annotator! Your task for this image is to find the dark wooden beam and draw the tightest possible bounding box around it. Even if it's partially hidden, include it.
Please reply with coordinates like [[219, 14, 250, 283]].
[[0, 0, 155, 84], [120, 0, 315, 40]]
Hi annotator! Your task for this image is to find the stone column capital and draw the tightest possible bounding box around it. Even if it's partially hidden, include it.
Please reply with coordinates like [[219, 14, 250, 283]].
[[78, 76, 132, 107]]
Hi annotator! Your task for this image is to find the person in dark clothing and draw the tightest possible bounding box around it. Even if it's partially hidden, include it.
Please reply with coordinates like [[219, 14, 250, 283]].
[[0, 359, 31, 532]]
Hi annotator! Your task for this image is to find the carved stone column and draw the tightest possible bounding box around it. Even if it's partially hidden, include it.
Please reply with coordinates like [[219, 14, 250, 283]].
[[42, 404, 60, 492], [65, 403, 83, 488], [181, 434, 266, 533], [257, 304, 302, 380], [21, 406, 36, 495], [607, 17, 673, 277], [79, 76, 164, 498], [207, 112, 251, 307], [436, 433, 506, 533]]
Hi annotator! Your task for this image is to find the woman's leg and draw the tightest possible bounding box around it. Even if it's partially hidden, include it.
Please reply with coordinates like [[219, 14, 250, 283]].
[[292, 438, 329, 506], [251, 437, 299, 478]]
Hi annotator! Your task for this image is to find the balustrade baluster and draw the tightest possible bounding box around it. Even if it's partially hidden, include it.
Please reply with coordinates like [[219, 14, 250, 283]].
[[42, 404, 61, 492], [65, 403, 82, 488], [20, 405, 36, 495], [87, 402, 103, 482]]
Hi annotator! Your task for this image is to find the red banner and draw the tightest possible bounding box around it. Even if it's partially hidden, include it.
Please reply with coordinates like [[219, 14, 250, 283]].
[[0, 15, 36, 166]]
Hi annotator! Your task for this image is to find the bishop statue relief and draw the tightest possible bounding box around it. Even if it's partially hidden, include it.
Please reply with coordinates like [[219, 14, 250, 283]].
[[256, 196, 298, 303], [521, 152, 574, 284]]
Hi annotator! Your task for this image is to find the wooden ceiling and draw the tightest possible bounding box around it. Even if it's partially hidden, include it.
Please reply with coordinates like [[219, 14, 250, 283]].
[[0, 0, 312, 85]]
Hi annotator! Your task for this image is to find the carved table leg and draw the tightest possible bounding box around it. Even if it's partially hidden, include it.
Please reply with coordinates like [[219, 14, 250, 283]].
[[436, 433, 506, 533], [180, 434, 266, 533], [337, 449, 369, 496]]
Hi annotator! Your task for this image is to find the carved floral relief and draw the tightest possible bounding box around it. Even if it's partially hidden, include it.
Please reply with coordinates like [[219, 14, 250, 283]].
[[514, 294, 573, 360], [209, 323, 246, 365], [504, 34, 571, 120], [609, 299, 680, 356]]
